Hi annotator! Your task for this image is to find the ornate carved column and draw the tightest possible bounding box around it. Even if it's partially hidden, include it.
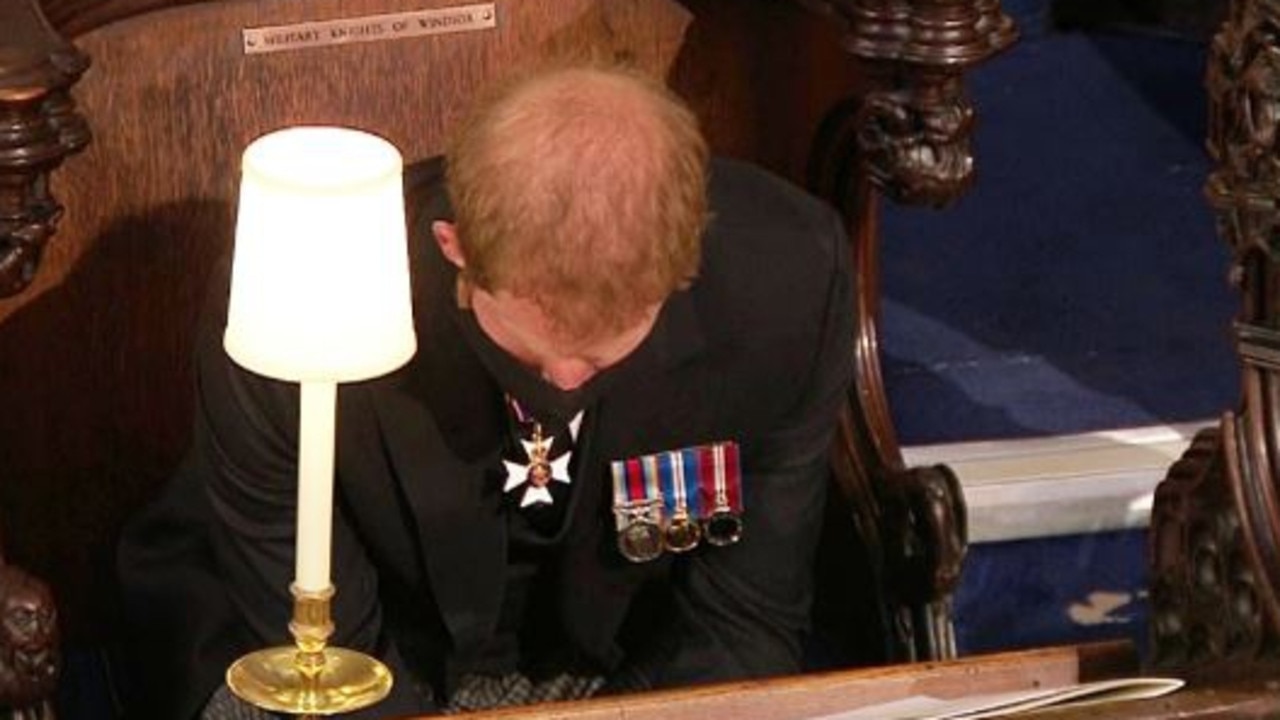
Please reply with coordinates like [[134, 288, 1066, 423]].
[[1149, 0, 1280, 679], [0, 0, 90, 297], [802, 0, 1016, 662], [0, 2, 84, 714]]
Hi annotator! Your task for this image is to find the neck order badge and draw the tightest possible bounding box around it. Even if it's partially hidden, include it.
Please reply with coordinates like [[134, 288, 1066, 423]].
[[502, 396, 583, 508]]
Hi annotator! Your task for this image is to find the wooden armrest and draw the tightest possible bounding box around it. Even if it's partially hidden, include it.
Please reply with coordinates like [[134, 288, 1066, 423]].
[[435, 642, 1137, 720]]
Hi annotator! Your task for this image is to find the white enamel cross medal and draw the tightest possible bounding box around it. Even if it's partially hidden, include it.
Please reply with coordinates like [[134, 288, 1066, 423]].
[[503, 411, 583, 507]]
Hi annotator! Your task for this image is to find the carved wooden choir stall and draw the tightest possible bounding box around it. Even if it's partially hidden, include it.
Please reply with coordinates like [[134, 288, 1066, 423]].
[[0, 0, 1275, 717]]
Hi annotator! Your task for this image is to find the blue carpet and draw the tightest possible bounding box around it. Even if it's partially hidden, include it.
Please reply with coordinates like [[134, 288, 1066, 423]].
[[881, 28, 1239, 445], [881, 25, 1237, 658], [954, 529, 1150, 656]]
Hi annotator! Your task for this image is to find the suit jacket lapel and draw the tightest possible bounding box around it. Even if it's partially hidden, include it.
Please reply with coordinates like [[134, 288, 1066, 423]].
[[371, 168, 510, 653], [557, 288, 716, 664], [372, 373, 507, 654]]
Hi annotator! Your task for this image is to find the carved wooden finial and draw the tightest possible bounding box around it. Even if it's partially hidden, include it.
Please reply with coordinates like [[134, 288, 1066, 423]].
[[0, 0, 91, 298], [807, 0, 1016, 208]]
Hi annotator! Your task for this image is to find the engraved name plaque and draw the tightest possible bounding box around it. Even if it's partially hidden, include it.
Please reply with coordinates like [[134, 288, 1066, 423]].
[[242, 3, 496, 55]]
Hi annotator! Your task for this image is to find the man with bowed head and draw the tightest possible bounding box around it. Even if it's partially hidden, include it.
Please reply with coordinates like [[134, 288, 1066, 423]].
[[116, 62, 855, 718]]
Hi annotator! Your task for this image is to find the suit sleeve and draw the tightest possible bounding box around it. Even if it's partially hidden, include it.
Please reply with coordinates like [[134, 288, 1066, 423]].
[[190, 299, 436, 717], [608, 204, 855, 690]]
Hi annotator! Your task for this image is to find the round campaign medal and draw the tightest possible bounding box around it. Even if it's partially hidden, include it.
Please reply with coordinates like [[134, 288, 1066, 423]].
[[664, 514, 702, 553], [618, 518, 664, 563], [704, 511, 743, 546]]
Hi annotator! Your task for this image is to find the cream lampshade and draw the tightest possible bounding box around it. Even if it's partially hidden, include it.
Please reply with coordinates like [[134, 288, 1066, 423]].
[[225, 125, 416, 383]]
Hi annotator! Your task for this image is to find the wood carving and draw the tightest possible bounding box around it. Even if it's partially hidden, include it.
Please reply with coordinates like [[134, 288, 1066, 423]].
[[0, 539, 58, 720], [801, 0, 1015, 661], [1149, 0, 1280, 679], [0, 0, 90, 297]]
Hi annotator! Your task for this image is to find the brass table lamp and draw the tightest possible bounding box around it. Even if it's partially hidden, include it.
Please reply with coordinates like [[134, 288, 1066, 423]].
[[222, 126, 417, 716]]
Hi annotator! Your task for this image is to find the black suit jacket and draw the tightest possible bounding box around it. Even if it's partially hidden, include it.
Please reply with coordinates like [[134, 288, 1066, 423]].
[[116, 157, 854, 719]]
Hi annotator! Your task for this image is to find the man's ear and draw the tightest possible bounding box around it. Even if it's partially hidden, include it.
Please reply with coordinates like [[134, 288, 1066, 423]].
[[432, 221, 467, 269]]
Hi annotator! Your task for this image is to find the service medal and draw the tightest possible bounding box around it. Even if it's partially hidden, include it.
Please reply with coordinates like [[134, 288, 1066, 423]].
[[656, 451, 701, 553], [611, 441, 745, 560], [699, 442, 744, 547], [611, 458, 666, 563]]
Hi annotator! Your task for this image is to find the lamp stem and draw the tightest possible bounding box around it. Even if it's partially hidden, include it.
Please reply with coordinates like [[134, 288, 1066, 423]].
[[227, 377, 390, 715], [288, 583, 335, 718], [297, 380, 337, 593]]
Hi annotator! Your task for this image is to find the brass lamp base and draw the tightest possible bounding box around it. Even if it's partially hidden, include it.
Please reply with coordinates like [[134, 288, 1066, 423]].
[[228, 584, 393, 716], [227, 645, 392, 715]]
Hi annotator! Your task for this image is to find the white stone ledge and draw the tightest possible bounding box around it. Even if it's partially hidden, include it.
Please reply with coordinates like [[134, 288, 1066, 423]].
[[902, 421, 1215, 543]]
